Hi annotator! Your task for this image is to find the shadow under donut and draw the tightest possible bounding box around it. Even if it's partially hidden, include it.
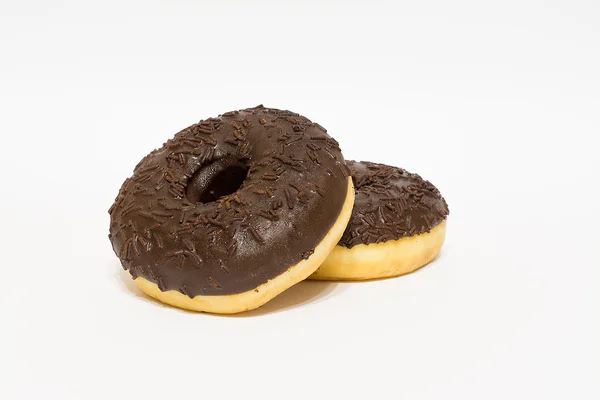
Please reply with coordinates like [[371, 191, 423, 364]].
[[234, 280, 343, 318]]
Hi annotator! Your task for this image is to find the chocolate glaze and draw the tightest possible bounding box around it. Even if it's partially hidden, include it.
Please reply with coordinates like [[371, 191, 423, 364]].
[[108, 106, 350, 296], [339, 161, 448, 248]]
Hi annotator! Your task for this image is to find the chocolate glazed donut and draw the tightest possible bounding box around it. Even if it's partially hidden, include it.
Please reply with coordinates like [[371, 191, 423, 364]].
[[310, 161, 448, 281], [108, 106, 354, 313]]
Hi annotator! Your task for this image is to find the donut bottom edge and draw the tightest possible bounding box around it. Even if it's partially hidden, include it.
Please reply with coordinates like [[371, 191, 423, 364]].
[[131, 177, 355, 314], [309, 220, 447, 281]]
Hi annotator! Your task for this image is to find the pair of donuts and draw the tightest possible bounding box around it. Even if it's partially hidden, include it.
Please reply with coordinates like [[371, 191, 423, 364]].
[[108, 106, 448, 314]]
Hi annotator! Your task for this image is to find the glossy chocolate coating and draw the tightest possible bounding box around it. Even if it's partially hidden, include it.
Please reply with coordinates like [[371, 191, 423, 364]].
[[108, 106, 350, 296], [339, 161, 448, 248]]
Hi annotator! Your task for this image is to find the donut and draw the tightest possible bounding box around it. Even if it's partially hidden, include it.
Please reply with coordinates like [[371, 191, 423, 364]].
[[310, 161, 448, 281], [108, 105, 354, 313]]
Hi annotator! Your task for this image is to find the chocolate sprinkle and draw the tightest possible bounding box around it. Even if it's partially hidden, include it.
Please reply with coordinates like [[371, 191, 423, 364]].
[[338, 161, 449, 248]]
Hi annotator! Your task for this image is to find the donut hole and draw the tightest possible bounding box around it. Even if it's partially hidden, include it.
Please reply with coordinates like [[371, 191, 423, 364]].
[[199, 164, 249, 202], [186, 158, 249, 203]]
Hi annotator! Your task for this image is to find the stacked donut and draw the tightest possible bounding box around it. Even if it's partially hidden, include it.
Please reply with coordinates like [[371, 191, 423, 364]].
[[108, 106, 449, 314]]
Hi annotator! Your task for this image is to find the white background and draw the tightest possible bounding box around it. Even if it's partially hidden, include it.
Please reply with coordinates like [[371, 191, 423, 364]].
[[1, 1, 599, 399]]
